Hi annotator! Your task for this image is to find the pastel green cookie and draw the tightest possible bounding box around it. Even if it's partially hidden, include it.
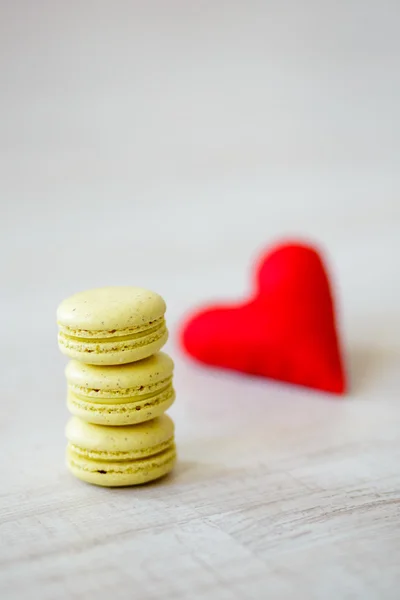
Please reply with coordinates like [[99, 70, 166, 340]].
[[57, 287, 168, 365], [66, 414, 176, 487], [66, 352, 175, 426]]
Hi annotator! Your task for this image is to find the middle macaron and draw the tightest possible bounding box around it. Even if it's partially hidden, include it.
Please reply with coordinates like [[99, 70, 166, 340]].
[[66, 352, 175, 426]]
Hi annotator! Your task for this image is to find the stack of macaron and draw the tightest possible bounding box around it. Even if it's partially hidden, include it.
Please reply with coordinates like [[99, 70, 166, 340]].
[[57, 287, 176, 487]]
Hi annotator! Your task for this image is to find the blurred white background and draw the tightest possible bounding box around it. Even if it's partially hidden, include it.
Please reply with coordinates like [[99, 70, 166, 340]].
[[1, 1, 399, 337], [1, 2, 400, 598]]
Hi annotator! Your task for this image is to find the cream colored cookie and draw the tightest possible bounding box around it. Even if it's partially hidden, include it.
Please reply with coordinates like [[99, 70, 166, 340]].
[[66, 414, 176, 487], [57, 287, 168, 365], [66, 352, 175, 425]]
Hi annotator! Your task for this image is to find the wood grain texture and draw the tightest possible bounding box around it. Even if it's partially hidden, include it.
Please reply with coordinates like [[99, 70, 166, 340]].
[[1, 1, 400, 598]]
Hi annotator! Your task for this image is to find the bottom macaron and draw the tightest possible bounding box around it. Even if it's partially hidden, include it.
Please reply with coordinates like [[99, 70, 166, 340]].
[[66, 414, 176, 487]]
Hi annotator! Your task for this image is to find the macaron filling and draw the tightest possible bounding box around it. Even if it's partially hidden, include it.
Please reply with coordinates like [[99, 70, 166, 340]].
[[67, 443, 176, 476], [58, 318, 167, 354], [68, 437, 175, 462], [58, 316, 165, 340], [67, 384, 175, 416], [68, 375, 173, 402]]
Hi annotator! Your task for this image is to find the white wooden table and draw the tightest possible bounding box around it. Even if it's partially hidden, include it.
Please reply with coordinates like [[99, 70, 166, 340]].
[[1, 2, 399, 598]]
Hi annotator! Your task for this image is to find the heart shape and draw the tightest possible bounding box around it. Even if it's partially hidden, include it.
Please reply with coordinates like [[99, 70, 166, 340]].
[[180, 241, 346, 394]]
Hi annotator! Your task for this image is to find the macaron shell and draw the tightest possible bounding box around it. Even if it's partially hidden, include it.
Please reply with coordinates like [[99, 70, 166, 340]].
[[65, 352, 174, 392], [66, 444, 176, 487], [67, 385, 175, 425], [66, 414, 175, 455], [57, 286, 166, 331]]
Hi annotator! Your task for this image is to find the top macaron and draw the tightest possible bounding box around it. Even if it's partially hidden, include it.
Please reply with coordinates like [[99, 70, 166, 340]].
[[57, 287, 168, 365]]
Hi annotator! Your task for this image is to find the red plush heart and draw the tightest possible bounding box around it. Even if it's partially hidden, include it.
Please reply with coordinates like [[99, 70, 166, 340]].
[[180, 241, 346, 394]]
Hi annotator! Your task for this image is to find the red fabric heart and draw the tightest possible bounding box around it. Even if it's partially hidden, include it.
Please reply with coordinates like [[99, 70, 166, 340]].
[[180, 241, 347, 394]]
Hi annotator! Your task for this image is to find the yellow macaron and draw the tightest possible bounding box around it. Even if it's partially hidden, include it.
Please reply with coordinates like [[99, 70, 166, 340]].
[[66, 414, 176, 487], [57, 287, 168, 365], [65, 352, 175, 426]]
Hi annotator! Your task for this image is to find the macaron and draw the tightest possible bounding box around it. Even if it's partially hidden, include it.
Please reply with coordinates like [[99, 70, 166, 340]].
[[57, 287, 168, 365], [66, 352, 175, 426], [66, 414, 176, 487]]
